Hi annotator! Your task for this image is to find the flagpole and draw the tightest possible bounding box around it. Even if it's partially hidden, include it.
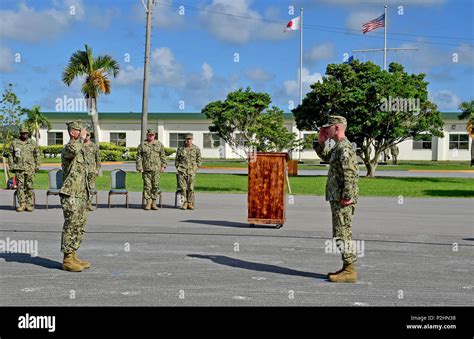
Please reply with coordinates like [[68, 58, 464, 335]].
[[298, 8, 303, 162], [299, 8, 303, 106], [384, 4, 387, 71]]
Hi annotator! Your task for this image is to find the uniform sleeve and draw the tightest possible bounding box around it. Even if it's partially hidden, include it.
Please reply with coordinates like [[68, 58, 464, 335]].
[[136, 144, 143, 171], [7, 144, 14, 168], [314, 142, 331, 162], [95, 144, 101, 171], [196, 147, 202, 167], [160, 143, 167, 167], [340, 146, 358, 200], [62, 139, 84, 159]]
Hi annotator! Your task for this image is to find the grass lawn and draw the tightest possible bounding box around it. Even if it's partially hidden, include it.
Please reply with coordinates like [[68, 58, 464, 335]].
[[2, 170, 473, 198]]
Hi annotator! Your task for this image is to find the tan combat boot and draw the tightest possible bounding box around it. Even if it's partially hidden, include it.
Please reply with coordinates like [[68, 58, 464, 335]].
[[63, 253, 83, 272], [72, 251, 91, 269], [328, 263, 357, 283], [187, 203, 194, 210], [181, 202, 188, 210], [151, 200, 158, 210], [16, 203, 26, 212], [327, 266, 345, 279], [25, 204, 34, 212], [144, 199, 152, 210]]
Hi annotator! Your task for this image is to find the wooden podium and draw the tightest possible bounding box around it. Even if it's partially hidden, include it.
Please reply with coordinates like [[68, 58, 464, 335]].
[[247, 152, 288, 228]]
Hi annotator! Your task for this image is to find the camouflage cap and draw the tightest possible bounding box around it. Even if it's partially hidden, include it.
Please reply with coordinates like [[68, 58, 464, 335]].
[[19, 126, 29, 134], [146, 128, 156, 135], [185, 133, 193, 139], [322, 115, 347, 128], [66, 120, 83, 131]]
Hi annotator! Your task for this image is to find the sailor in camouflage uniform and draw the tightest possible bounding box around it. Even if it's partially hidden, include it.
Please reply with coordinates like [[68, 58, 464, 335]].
[[60, 120, 91, 272], [175, 133, 201, 210], [313, 116, 359, 283], [8, 126, 41, 212], [84, 129, 101, 211], [136, 128, 167, 210]]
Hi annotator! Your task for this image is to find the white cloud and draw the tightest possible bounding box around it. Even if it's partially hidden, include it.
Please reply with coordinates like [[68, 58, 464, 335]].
[[0, 45, 14, 73], [0, 2, 84, 43], [243, 68, 275, 82], [430, 90, 461, 110], [131, 1, 184, 29], [345, 10, 382, 32], [304, 43, 336, 63], [199, 0, 291, 44], [283, 67, 323, 97], [318, 0, 445, 6]]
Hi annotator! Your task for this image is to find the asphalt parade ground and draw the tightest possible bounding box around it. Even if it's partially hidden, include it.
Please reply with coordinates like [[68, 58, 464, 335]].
[[0, 189, 472, 307]]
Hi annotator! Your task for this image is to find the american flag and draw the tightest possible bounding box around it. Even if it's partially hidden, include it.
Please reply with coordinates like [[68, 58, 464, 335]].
[[362, 13, 385, 34]]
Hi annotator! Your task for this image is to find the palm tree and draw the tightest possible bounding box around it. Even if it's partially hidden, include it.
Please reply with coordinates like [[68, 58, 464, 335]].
[[62, 44, 120, 142], [24, 105, 51, 143], [458, 100, 474, 166]]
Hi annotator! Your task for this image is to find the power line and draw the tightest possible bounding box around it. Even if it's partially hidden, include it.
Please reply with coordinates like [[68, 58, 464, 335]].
[[155, 0, 474, 48]]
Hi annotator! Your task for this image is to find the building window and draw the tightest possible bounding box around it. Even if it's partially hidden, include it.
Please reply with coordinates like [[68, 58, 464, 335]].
[[203, 133, 221, 148], [110, 132, 126, 147], [169, 133, 188, 148], [449, 134, 469, 150], [47, 132, 63, 145], [413, 134, 432, 150]]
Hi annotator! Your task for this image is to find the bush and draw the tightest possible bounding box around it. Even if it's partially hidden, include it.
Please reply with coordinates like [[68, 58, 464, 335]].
[[99, 142, 125, 152], [40, 145, 63, 158], [126, 151, 137, 161], [165, 147, 176, 156], [100, 150, 123, 161]]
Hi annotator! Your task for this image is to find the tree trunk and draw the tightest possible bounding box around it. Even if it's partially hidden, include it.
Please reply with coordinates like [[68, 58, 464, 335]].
[[471, 138, 474, 166], [90, 97, 100, 143], [365, 161, 378, 178]]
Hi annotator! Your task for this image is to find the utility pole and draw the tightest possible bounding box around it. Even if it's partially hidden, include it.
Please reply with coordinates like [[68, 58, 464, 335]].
[[353, 5, 417, 71], [140, 0, 154, 143], [298, 7, 303, 162]]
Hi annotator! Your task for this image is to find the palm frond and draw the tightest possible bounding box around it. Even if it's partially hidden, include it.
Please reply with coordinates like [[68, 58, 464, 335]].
[[95, 55, 120, 77]]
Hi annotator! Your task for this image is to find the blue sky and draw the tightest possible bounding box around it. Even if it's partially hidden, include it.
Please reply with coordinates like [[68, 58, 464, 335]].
[[0, 0, 473, 113]]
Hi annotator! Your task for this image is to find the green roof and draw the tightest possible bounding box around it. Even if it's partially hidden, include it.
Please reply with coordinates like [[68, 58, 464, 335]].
[[43, 111, 465, 121]]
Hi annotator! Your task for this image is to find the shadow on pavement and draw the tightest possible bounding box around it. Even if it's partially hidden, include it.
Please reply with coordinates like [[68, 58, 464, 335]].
[[0, 253, 62, 270], [183, 219, 278, 229], [188, 254, 327, 280]]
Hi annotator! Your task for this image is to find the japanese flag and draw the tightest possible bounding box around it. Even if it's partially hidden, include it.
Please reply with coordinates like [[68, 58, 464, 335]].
[[286, 16, 300, 31]]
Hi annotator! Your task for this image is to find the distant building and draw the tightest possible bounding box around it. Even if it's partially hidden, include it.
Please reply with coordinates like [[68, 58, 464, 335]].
[[39, 112, 471, 161]]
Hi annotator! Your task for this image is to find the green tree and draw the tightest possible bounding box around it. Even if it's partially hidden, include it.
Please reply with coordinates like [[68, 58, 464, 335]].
[[202, 87, 301, 162], [293, 61, 444, 177], [458, 100, 474, 165], [62, 44, 120, 142], [24, 105, 51, 143], [0, 84, 25, 183]]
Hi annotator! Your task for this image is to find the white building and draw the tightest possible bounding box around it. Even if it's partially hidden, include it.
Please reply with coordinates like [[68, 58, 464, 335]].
[[39, 112, 472, 161]]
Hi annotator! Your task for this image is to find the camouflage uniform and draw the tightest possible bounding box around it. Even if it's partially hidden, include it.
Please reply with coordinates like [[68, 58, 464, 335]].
[[8, 131, 41, 208], [175, 135, 201, 208], [60, 121, 90, 254], [84, 141, 101, 205], [136, 133, 167, 201], [390, 145, 399, 165], [315, 118, 359, 266]]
